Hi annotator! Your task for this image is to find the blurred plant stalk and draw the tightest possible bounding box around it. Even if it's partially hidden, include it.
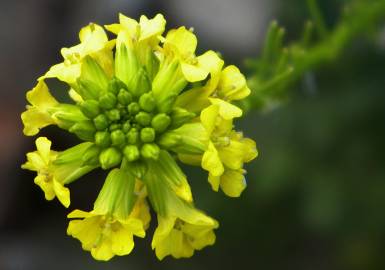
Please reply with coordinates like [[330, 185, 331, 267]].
[[243, 0, 385, 111]]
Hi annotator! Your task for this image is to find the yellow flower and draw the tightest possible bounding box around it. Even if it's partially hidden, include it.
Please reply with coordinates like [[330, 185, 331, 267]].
[[67, 168, 148, 261], [67, 209, 145, 261], [21, 81, 58, 136], [161, 27, 219, 82], [21, 137, 70, 207], [152, 206, 218, 260], [105, 13, 166, 48], [40, 23, 114, 84], [176, 60, 250, 113]]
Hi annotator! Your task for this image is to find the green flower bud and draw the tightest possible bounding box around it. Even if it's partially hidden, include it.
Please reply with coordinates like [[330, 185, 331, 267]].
[[170, 107, 196, 129], [151, 113, 171, 133], [140, 127, 155, 143], [127, 102, 140, 115], [106, 109, 120, 121], [158, 132, 181, 148], [108, 77, 124, 95], [95, 131, 111, 148], [80, 100, 100, 119], [135, 112, 152, 126], [82, 144, 101, 166], [126, 128, 139, 144], [69, 121, 96, 141], [139, 93, 156, 112], [99, 92, 117, 110], [141, 143, 160, 160], [99, 147, 122, 169], [123, 145, 140, 162], [93, 114, 109, 130], [122, 121, 131, 133], [130, 67, 151, 97], [109, 123, 121, 131], [117, 89, 133, 105], [50, 104, 88, 130], [111, 130, 126, 146]]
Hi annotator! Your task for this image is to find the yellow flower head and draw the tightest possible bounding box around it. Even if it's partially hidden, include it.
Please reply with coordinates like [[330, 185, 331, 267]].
[[22, 13, 257, 260]]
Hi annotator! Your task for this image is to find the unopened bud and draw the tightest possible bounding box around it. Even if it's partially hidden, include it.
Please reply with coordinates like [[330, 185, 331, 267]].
[[111, 130, 126, 146], [170, 107, 196, 129], [127, 102, 140, 115], [99, 92, 117, 109], [139, 93, 156, 112], [99, 147, 122, 169], [69, 121, 96, 141], [117, 89, 133, 105], [151, 113, 171, 133], [141, 143, 160, 160], [93, 114, 109, 130], [135, 112, 152, 126], [106, 109, 120, 121], [123, 145, 140, 162], [95, 131, 111, 148], [82, 144, 101, 166], [140, 127, 155, 143], [158, 132, 181, 148], [126, 128, 139, 144], [80, 100, 100, 119]]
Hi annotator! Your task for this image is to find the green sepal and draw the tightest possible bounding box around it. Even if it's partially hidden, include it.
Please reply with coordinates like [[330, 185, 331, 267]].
[[169, 107, 196, 129], [52, 142, 97, 184], [129, 67, 151, 97], [143, 47, 160, 81], [108, 77, 126, 95], [93, 166, 136, 219], [99, 147, 122, 169], [81, 56, 109, 93], [115, 44, 139, 90], [81, 144, 101, 166], [166, 123, 208, 154], [122, 158, 148, 178], [157, 132, 181, 149], [49, 104, 88, 130], [69, 120, 96, 141], [80, 100, 100, 119]]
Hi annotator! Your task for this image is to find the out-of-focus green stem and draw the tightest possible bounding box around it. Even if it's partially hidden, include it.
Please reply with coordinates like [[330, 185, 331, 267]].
[[244, 0, 385, 112]]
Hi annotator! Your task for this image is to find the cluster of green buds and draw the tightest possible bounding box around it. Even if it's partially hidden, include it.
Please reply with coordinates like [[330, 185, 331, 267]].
[[21, 14, 257, 261]]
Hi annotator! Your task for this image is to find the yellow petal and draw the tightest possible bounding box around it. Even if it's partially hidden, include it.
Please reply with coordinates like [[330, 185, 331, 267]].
[[41, 63, 81, 84], [218, 65, 250, 100], [110, 226, 135, 256], [220, 169, 247, 197], [165, 26, 197, 56], [208, 173, 220, 191], [53, 179, 70, 208], [209, 98, 242, 120], [139, 13, 166, 42], [34, 175, 55, 200], [181, 62, 209, 82], [202, 141, 224, 177], [35, 137, 52, 164], [200, 104, 219, 136]]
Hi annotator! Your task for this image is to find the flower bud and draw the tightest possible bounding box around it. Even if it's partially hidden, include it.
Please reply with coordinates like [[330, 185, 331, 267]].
[[108, 77, 124, 95], [99, 147, 122, 169], [117, 89, 133, 105], [141, 143, 160, 160], [106, 109, 120, 121], [127, 102, 140, 115], [93, 114, 109, 130], [126, 128, 139, 144], [170, 107, 196, 129], [99, 92, 117, 110], [158, 132, 181, 148], [69, 121, 96, 141], [122, 121, 131, 133], [123, 145, 140, 162], [151, 113, 171, 133], [135, 112, 152, 126], [95, 131, 111, 148], [130, 67, 151, 97], [111, 130, 126, 146], [109, 123, 121, 132], [80, 100, 100, 119], [140, 127, 155, 143], [139, 93, 156, 112], [82, 144, 101, 166]]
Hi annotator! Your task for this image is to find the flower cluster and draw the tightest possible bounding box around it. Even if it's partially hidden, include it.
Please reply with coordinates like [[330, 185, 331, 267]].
[[21, 14, 257, 261]]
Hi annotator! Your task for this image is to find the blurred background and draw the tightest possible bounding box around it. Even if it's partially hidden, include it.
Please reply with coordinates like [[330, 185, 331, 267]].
[[1, 0, 385, 269]]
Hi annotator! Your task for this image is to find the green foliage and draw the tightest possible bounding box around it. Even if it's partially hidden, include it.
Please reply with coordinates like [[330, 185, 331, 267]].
[[243, 0, 385, 111]]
